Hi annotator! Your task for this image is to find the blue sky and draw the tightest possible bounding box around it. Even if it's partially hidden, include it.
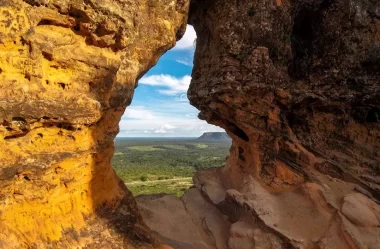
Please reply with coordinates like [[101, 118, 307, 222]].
[[118, 25, 224, 137]]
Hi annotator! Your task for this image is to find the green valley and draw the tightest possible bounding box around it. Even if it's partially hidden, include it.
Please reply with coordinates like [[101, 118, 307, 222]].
[[112, 138, 231, 197]]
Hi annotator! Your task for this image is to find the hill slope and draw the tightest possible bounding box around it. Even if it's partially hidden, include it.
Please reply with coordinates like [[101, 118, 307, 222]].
[[197, 132, 231, 142]]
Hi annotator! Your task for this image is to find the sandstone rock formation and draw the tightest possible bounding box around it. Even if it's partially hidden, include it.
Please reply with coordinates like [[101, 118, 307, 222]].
[[0, 0, 188, 248], [1, 0, 380, 248], [139, 0, 380, 248]]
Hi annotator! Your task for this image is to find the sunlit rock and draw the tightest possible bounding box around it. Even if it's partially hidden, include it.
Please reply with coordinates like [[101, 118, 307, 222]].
[[0, 0, 188, 247]]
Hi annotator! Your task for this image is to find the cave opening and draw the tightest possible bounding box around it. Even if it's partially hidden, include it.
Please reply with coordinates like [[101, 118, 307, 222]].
[[290, 8, 317, 79], [366, 108, 380, 123], [111, 25, 231, 198]]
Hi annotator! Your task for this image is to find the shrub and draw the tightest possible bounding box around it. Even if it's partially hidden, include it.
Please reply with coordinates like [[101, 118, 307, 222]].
[[140, 175, 148, 182]]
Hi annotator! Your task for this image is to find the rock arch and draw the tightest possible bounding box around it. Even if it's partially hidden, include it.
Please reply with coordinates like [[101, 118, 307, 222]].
[[1, 0, 380, 248]]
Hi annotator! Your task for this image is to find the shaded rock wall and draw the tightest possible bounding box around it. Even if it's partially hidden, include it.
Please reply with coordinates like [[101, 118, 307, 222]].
[[154, 0, 380, 248], [189, 0, 380, 194], [0, 0, 188, 248]]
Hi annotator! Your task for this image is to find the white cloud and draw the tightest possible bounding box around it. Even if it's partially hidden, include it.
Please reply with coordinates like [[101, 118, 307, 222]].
[[119, 105, 224, 137], [163, 124, 176, 129], [172, 25, 196, 50], [176, 59, 193, 66], [155, 124, 176, 134], [154, 129, 167, 134], [117, 24, 224, 137], [155, 129, 168, 134], [174, 94, 188, 102], [123, 106, 156, 120], [139, 74, 191, 95]]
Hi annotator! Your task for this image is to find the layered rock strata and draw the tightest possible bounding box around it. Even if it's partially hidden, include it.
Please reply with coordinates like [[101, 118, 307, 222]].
[[139, 0, 380, 248], [0, 0, 188, 248]]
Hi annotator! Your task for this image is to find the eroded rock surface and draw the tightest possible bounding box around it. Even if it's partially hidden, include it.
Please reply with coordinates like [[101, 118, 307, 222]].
[[0, 0, 188, 248], [187, 0, 380, 248], [139, 0, 380, 249], [2, 0, 380, 248]]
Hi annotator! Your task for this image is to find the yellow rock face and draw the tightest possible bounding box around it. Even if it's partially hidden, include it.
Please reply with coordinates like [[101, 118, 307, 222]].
[[0, 0, 189, 248]]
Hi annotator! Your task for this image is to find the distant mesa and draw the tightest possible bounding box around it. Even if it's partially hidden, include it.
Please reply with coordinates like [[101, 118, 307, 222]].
[[197, 132, 232, 142]]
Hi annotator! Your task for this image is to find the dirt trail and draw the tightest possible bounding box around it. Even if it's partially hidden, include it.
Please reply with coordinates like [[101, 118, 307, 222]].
[[126, 177, 193, 185]]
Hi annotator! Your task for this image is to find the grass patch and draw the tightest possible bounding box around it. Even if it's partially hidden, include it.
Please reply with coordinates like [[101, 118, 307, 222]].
[[162, 144, 188, 150], [114, 152, 123, 156], [127, 178, 193, 197], [195, 143, 208, 149], [128, 146, 164, 151], [115, 166, 195, 182]]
